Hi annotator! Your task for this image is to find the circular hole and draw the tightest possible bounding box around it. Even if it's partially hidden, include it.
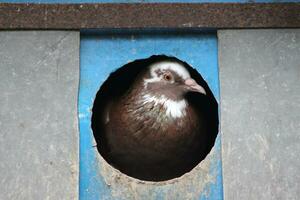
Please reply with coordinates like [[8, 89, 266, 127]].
[[92, 55, 219, 181]]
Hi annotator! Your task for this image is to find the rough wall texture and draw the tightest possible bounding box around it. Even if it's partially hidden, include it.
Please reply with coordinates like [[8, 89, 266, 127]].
[[0, 31, 79, 200], [219, 29, 300, 200], [1, 3, 300, 29]]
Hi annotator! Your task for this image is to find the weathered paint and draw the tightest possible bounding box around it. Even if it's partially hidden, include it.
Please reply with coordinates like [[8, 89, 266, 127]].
[[0, 31, 79, 200], [219, 29, 300, 200], [0, 0, 298, 3], [79, 32, 222, 199]]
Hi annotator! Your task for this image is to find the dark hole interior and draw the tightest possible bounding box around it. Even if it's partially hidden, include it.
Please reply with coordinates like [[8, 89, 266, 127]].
[[91, 55, 219, 181]]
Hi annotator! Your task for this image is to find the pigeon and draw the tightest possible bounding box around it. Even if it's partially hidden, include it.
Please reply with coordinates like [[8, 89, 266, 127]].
[[92, 55, 218, 181]]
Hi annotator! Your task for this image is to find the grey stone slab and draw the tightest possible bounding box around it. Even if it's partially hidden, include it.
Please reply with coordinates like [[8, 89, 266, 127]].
[[219, 29, 300, 200], [0, 31, 79, 200]]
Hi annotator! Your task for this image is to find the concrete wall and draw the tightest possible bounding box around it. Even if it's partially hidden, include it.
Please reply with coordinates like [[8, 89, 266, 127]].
[[1, 29, 299, 200], [219, 29, 300, 200], [0, 31, 79, 200]]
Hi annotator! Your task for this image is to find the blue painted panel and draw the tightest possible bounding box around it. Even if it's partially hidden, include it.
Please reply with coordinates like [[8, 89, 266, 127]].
[[79, 32, 222, 199], [1, 0, 299, 3]]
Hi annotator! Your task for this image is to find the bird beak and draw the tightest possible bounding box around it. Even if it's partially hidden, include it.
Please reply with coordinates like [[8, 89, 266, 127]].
[[184, 78, 206, 95]]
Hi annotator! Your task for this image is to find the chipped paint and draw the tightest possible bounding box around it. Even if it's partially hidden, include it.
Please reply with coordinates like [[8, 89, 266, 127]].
[[79, 32, 222, 199], [97, 142, 219, 200]]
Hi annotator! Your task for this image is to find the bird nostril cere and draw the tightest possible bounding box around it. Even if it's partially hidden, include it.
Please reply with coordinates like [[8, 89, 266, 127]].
[[91, 55, 219, 181]]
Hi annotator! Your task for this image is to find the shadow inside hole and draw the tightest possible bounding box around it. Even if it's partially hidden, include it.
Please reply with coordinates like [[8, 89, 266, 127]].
[[91, 55, 219, 181]]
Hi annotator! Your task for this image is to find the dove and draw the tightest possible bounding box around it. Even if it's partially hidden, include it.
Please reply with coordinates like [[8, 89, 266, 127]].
[[92, 55, 218, 181]]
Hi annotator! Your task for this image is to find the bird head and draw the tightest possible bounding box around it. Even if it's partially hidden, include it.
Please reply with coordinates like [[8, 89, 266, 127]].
[[143, 61, 206, 101]]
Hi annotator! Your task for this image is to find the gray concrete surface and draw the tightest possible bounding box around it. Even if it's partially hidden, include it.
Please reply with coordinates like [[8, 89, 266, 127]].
[[219, 29, 300, 200], [0, 31, 79, 200]]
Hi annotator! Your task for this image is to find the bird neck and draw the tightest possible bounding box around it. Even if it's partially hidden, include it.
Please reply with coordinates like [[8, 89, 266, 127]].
[[139, 93, 187, 119]]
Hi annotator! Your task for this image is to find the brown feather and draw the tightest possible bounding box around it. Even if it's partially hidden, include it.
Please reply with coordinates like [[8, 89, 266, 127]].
[[101, 80, 206, 181]]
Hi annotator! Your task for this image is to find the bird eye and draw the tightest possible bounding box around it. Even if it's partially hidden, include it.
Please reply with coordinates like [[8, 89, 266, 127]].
[[163, 74, 172, 81]]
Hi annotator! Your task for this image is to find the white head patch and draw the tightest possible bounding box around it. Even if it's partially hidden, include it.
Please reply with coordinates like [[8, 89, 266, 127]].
[[144, 61, 191, 86], [142, 94, 187, 119]]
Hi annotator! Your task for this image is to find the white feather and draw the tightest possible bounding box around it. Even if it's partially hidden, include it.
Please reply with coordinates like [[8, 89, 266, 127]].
[[144, 61, 191, 86], [142, 94, 187, 119], [151, 61, 191, 79]]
